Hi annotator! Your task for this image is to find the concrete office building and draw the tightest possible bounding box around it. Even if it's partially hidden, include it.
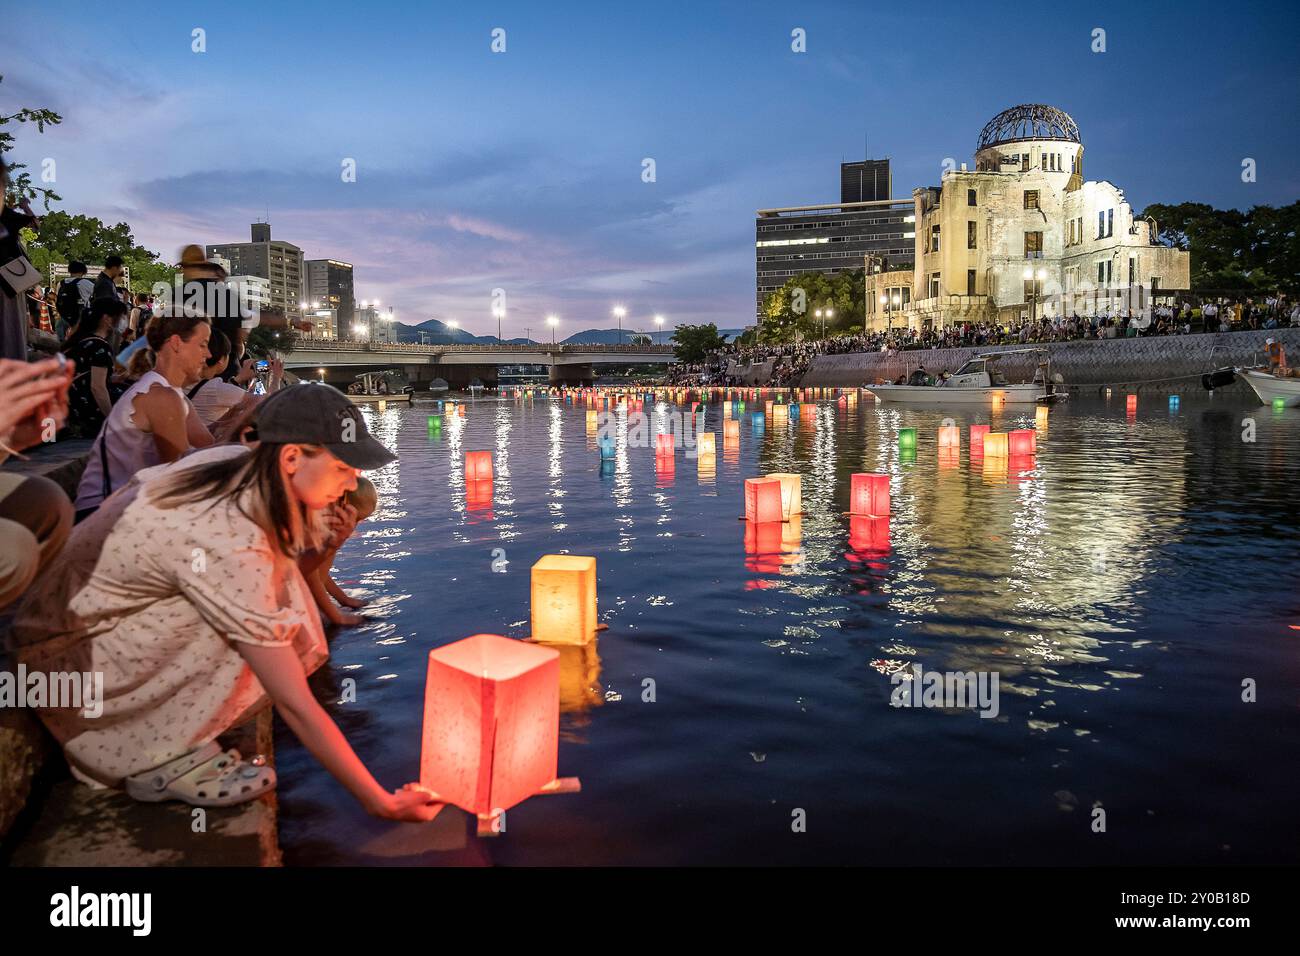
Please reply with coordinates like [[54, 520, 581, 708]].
[[304, 258, 355, 338], [755, 159, 914, 322], [207, 223, 305, 324], [881, 104, 1190, 332]]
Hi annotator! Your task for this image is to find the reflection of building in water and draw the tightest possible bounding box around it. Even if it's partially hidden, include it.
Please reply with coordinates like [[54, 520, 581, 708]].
[[871, 104, 1190, 332]]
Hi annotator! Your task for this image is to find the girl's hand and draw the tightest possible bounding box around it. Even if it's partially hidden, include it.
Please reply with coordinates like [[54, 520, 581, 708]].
[[370, 784, 445, 822]]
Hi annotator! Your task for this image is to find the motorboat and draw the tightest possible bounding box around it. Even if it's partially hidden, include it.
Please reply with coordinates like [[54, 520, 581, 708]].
[[1235, 367, 1300, 407], [863, 348, 1060, 405]]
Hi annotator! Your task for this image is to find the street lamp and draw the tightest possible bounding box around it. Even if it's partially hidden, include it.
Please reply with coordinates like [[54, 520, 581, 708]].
[[447, 319, 459, 344], [492, 305, 504, 344], [814, 308, 823, 340], [654, 314, 664, 345], [352, 322, 367, 341], [613, 305, 626, 344], [1024, 266, 1047, 325], [547, 314, 559, 345]]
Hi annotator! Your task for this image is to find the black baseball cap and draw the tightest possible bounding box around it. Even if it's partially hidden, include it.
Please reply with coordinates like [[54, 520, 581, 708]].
[[252, 383, 397, 470]]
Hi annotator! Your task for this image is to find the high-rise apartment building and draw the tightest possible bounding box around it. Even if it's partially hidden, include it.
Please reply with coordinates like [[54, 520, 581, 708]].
[[207, 223, 305, 324]]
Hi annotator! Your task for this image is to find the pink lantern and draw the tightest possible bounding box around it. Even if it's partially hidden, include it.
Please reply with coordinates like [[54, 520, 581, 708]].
[[938, 425, 960, 450], [656, 433, 674, 456], [465, 451, 493, 481], [850, 473, 890, 517], [1126, 394, 1138, 412], [420, 634, 579, 834], [970, 424, 990, 451], [745, 477, 784, 523], [1008, 429, 1036, 456]]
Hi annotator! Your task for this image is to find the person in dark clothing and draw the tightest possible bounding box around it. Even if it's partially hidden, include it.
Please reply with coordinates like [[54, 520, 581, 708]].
[[0, 157, 41, 360], [64, 297, 130, 437], [93, 255, 126, 301]]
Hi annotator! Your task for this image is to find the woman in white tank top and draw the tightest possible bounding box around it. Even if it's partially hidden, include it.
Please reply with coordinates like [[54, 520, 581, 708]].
[[74, 312, 215, 518]]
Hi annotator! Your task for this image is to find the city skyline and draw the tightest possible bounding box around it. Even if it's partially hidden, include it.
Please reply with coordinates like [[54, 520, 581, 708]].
[[4, 0, 1297, 336]]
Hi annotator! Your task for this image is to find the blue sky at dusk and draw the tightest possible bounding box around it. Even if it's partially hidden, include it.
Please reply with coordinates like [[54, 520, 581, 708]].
[[4, 0, 1297, 336]]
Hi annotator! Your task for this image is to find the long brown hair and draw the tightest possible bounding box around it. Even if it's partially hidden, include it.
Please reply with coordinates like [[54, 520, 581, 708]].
[[150, 443, 328, 556]]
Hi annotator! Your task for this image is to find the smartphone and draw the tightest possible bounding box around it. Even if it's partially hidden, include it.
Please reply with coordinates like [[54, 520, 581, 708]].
[[256, 360, 269, 371]]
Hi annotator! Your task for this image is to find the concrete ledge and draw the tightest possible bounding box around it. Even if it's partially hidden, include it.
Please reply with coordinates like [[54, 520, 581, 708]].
[[4, 438, 92, 500], [1, 710, 280, 867]]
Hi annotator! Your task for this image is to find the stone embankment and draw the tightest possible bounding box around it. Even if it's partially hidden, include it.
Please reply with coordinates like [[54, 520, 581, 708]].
[[799, 329, 1300, 395]]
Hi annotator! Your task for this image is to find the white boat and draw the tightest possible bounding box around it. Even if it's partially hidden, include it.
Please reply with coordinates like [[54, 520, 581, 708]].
[[1237, 367, 1300, 407], [863, 349, 1056, 405]]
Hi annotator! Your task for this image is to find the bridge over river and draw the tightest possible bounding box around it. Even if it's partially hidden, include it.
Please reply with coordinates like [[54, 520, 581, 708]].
[[284, 340, 678, 388]]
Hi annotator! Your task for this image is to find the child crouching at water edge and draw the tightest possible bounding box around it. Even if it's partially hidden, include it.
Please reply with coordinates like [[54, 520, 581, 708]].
[[10, 384, 440, 820], [302, 476, 378, 627]]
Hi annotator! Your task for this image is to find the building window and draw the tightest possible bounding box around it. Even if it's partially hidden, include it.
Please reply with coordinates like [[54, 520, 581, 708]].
[[1021, 153, 1029, 171], [1107, 208, 1114, 237], [1068, 218, 1076, 246], [1024, 190, 1039, 210], [967, 221, 977, 249], [1024, 231, 1043, 258], [930, 225, 941, 253], [1071, 154, 1077, 174], [928, 273, 940, 298], [1129, 257, 1136, 285], [967, 269, 976, 296], [967, 188, 977, 206]]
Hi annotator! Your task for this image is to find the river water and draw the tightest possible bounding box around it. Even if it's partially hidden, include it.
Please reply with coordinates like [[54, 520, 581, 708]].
[[276, 391, 1300, 865]]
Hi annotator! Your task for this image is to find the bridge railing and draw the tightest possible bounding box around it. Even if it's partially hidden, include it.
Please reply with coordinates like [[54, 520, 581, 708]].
[[293, 339, 675, 354]]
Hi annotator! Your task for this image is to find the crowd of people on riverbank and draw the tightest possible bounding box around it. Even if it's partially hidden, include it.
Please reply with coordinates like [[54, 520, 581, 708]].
[[666, 296, 1300, 386], [0, 158, 439, 823]]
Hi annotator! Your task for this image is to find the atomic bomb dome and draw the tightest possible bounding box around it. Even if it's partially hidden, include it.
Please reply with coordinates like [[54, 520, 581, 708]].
[[976, 104, 1081, 151]]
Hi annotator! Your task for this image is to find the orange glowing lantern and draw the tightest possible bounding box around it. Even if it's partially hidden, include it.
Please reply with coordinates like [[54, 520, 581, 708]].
[[983, 432, 1009, 458], [1126, 394, 1138, 413], [531, 554, 598, 645], [745, 477, 784, 523], [969, 424, 990, 452], [850, 472, 890, 517], [1008, 429, 1036, 456], [420, 633, 578, 832], [1035, 405, 1049, 430], [697, 431, 716, 456], [772, 403, 789, 425], [938, 424, 960, 450], [765, 472, 802, 520], [724, 419, 740, 441], [656, 433, 675, 456], [465, 450, 493, 481]]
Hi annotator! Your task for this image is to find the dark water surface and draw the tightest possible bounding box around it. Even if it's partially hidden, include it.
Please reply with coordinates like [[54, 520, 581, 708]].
[[276, 392, 1300, 865]]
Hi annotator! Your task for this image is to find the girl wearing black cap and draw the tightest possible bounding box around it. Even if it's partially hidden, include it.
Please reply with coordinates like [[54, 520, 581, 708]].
[[12, 384, 438, 820]]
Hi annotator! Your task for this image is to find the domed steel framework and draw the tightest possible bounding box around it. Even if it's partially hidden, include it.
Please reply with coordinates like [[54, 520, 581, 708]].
[[976, 104, 1080, 151]]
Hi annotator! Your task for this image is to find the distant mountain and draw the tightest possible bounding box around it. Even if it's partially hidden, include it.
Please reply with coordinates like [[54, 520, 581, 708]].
[[391, 320, 748, 345]]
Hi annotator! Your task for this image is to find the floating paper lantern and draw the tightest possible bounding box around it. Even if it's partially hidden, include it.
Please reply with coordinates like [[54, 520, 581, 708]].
[[744, 477, 784, 523], [765, 401, 774, 416], [937, 425, 960, 450], [427, 415, 442, 434], [752, 413, 765, 435], [1126, 394, 1137, 412], [466, 450, 493, 481], [1274, 397, 1287, 411], [697, 432, 716, 456], [724, 419, 740, 440], [420, 634, 574, 827], [723, 402, 732, 419], [1169, 395, 1180, 410], [765, 472, 802, 520], [898, 427, 917, 452], [850, 472, 890, 517], [531, 555, 598, 645], [772, 403, 788, 425], [656, 433, 675, 456], [599, 437, 615, 460], [969, 424, 990, 452], [983, 432, 1009, 457], [938, 448, 960, 470], [1008, 429, 1036, 456], [1035, 406, 1049, 430]]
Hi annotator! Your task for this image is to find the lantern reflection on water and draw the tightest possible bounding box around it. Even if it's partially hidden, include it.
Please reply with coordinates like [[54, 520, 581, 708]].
[[765, 472, 802, 520], [531, 554, 598, 645], [696, 452, 716, 484], [599, 437, 615, 460], [938, 448, 960, 470], [724, 419, 740, 441], [847, 514, 890, 560], [420, 633, 578, 833], [1008, 429, 1036, 455], [849, 472, 890, 517], [744, 477, 784, 523], [656, 433, 675, 457], [465, 479, 493, 511], [556, 640, 603, 715], [697, 432, 716, 456], [465, 450, 493, 482]]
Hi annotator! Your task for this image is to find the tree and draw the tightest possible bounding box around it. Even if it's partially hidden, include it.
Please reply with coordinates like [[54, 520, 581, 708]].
[[671, 323, 726, 364], [246, 325, 298, 357], [0, 74, 63, 210], [759, 268, 865, 343], [21, 209, 174, 293], [1141, 201, 1299, 294]]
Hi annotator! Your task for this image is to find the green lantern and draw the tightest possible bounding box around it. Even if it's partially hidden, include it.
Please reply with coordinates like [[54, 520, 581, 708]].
[[899, 427, 917, 452]]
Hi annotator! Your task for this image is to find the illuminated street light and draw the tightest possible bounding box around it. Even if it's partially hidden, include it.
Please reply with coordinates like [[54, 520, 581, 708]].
[[613, 305, 626, 344], [547, 314, 559, 346], [654, 314, 664, 345]]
